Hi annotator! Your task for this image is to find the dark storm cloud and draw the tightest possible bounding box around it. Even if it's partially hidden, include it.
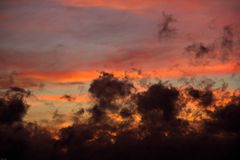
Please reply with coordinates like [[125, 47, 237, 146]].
[[0, 73, 240, 160]]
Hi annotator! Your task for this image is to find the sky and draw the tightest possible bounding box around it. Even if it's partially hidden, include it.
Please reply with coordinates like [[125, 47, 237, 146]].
[[0, 0, 240, 123], [0, 0, 240, 159]]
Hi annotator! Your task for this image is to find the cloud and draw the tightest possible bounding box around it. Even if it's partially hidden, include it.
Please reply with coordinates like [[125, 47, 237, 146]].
[[0, 73, 240, 159], [206, 97, 240, 133], [185, 42, 214, 59], [52, 109, 65, 123], [185, 25, 240, 64], [89, 72, 133, 102], [187, 87, 215, 107], [1, 0, 240, 158], [88, 72, 134, 123], [136, 82, 180, 121], [221, 25, 234, 50], [0, 87, 30, 125], [60, 94, 76, 102], [158, 12, 177, 40]]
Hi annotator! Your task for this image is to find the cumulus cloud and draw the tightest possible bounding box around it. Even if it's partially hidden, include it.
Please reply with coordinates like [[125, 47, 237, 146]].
[[88, 72, 134, 123], [0, 87, 30, 125]]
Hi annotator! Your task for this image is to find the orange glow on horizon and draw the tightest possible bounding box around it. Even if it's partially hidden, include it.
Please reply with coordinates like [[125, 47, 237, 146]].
[[36, 95, 90, 103], [19, 63, 237, 83], [60, 0, 206, 11]]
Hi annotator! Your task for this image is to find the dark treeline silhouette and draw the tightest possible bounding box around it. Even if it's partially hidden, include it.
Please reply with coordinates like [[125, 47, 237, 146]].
[[0, 72, 240, 160]]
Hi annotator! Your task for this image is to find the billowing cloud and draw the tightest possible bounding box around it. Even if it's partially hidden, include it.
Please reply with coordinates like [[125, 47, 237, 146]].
[[0, 87, 30, 124], [0, 73, 240, 159]]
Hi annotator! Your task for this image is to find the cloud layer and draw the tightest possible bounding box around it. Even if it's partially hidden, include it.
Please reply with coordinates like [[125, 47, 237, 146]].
[[0, 73, 240, 159]]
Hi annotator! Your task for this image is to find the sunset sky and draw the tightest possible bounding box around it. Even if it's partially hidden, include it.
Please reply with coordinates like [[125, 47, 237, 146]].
[[0, 0, 239, 123], [1, 1, 240, 160]]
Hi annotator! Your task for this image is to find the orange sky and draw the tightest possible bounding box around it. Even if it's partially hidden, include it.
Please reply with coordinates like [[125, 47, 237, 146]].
[[18, 63, 237, 83], [0, 0, 239, 123]]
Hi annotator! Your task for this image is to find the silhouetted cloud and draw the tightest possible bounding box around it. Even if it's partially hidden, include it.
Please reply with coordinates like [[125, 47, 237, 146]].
[[185, 43, 214, 59], [221, 25, 234, 50], [185, 25, 240, 64], [187, 87, 215, 107], [1, 0, 240, 159], [137, 82, 179, 121], [0, 87, 30, 125], [206, 97, 240, 133], [52, 109, 65, 123], [88, 72, 134, 123], [0, 73, 240, 160], [60, 94, 76, 102], [158, 12, 177, 40], [89, 72, 133, 102]]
